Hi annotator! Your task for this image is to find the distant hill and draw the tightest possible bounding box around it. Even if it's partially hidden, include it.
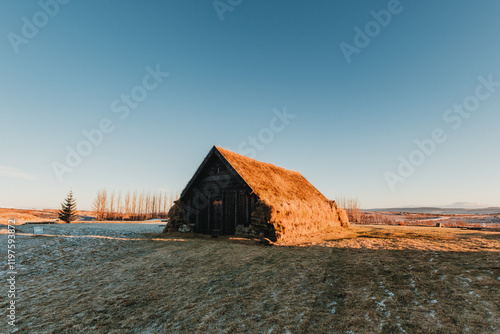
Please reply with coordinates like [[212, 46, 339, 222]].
[[0, 208, 94, 223], [442, 202, 491, 209], [366, 207, 500, 215]]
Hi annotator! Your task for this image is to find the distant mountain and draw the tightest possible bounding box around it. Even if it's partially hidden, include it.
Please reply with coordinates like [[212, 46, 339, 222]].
[[442, 202, 490, 209], [366, 206, 500, 215], [366, 207, 441, 213]]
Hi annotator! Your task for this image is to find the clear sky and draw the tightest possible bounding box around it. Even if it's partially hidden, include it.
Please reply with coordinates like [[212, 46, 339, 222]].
[[1, 0, 499, 210]]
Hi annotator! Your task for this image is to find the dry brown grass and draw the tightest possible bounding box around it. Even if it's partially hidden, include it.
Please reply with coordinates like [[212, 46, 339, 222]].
[[0, 208, 94, 223], [1, 224, 498, 333], [0, 208, 57, 223]]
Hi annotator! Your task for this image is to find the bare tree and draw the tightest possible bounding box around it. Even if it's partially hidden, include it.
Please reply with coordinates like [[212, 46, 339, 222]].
[[152, 192, 157, 219], [348, 198, 361, 222], [109, 190, 116, 220], [337, 196, 361, 222], [138, 191, 145, 221], [131, 190, 138, 220], [157, 192, 164, 218], [116, 191, 123, 220], [92, 189, 108, 220], [124, 191, 131, 220], [161, 193, 167, 218], [145, 191, 152, 220]]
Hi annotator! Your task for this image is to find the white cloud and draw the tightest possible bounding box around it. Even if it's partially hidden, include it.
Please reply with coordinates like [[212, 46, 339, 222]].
[[0, 165, 36, 180]]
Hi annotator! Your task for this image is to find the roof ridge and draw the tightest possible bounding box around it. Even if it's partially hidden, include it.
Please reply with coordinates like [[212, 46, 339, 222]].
[[214, 146, 254, 194], [215, 146, 303, 176]]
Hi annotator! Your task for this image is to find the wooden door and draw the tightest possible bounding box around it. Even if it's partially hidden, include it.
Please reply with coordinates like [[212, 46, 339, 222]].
[[212, 199, 223, 233]]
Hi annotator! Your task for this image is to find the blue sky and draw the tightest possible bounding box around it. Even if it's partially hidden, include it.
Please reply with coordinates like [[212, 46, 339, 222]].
[[1, 0, 499, 210]]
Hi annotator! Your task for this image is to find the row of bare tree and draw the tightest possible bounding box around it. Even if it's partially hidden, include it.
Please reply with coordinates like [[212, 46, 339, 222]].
[[337, 197, 401, 225], [360, 212, 396, 225], [92, 189, 177, 221], [336, 196, 361, 222]]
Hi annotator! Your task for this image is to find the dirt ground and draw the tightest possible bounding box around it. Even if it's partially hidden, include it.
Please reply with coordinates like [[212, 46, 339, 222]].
[[0, 223, 499, 333], [360, 210, 500, 230]]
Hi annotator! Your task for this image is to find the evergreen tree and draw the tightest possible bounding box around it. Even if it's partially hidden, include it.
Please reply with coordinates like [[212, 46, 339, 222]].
[[59, 191, 78, 223]]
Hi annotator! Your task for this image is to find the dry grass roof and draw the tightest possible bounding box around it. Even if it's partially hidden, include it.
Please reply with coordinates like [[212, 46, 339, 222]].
[[216, 147, 328, 205], [215, 147, 348, 239]]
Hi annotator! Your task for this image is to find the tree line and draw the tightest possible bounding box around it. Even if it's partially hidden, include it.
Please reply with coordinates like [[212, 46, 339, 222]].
[[92, 189, 177, 221], [336, 196, 361, 222], [337, 196, 400, 225]]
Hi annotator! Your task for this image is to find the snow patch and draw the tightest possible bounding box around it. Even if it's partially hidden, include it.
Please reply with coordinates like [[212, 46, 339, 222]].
[[327, 301, 337, 314], [298, 312, 305, 323], [376, 299, 387, 310]]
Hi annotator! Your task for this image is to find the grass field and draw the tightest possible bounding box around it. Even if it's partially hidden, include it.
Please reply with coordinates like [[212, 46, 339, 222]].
[[1, 223, 499, 333]]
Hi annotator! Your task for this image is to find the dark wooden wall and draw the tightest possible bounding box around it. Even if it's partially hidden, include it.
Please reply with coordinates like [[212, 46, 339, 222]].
[[182, 154, 256, 235]]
